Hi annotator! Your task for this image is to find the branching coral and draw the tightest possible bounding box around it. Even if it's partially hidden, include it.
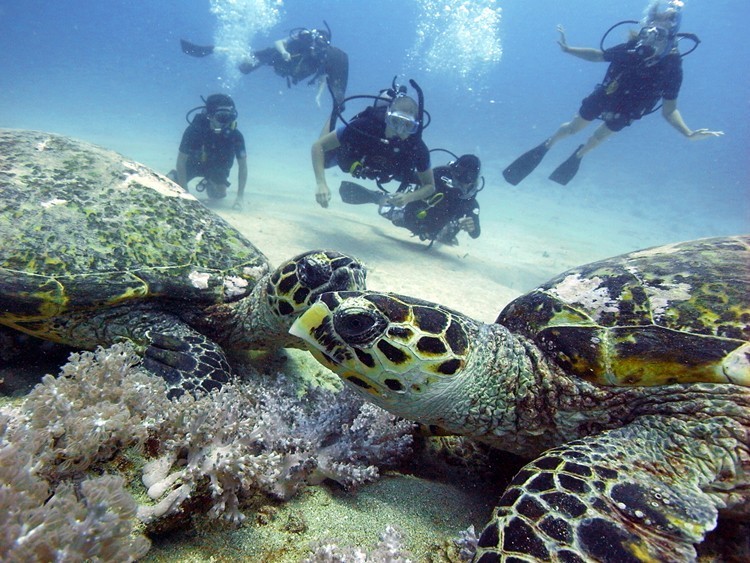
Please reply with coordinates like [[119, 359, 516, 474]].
[[0, 414, 150, 561], [21, 344, 171, 481], [140, 374, 415, 524], [4, 342, 416, 539]]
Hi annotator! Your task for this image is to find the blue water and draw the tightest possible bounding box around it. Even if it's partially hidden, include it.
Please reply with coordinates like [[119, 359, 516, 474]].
[[1, 0, 748, 238]]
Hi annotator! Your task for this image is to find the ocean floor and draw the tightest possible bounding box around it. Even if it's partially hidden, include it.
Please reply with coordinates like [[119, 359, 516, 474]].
[[143, 470, 502, 562]]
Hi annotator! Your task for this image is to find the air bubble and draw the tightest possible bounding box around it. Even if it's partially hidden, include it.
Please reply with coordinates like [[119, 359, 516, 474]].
[[408, 0, 503, 81], [210, 0, 282, 88]]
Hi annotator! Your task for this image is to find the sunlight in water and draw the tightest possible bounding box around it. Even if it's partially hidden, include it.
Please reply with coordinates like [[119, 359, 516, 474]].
[[409, 0, 503, 81], [210, 0, 283, 88]]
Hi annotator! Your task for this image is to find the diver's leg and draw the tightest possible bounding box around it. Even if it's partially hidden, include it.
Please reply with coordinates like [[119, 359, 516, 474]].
[[578, 122, 616, 157], [503, 116, 589, 185], [325, 47, 349, 109], [547, 114, 592, 149], [238, 48, 277, 74], [318, 115, 335, 138], [548, 123, 615, 185], [238, 57, 261, 74]]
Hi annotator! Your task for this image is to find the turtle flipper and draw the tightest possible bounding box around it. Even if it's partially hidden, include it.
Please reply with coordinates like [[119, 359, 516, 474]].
[[143, 331, 231, 398], [475, 415, 746, 561]]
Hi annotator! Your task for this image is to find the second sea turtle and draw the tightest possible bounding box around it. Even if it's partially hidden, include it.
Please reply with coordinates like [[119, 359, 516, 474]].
[[291, 235, 750, 561]]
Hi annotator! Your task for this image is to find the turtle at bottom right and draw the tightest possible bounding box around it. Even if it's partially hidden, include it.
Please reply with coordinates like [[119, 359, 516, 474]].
[[291, 235, 749, 562]]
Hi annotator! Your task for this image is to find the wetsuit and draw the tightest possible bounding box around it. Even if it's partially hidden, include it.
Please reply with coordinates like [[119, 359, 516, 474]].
[[328, 106, 430, 189], [399, 165, 481, 241], [178, 114, 246, 196], [579, 40, 683, 131], [240, 31, 349, 108]]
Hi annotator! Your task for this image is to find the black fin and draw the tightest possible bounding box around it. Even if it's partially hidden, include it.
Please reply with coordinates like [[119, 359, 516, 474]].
[[502, 141, 549, 186], [549, 145, 584, 186], [339, 181, 383, 204], [180, 39, 215, 58]]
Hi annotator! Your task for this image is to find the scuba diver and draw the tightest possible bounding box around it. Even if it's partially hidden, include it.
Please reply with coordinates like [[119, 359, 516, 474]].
[[335, 152, 483, 247], [168, 94, 247, 210], [503, 0, 723, 187], [180, 23, 349, 110], [311, 79, 435, 210], [389, 153, 483, 247]]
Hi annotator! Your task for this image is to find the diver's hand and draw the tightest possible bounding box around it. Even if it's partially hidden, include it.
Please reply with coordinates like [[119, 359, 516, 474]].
[[387, 192, 411, 207], [458, 216, 476, 235], [688, 129, 724, 140], [316, 183, 331, 208], [280, 49, 292, 62], [385, 193, 409, 207], [232, 196, 243, 211], [557, 25, 569, 53]]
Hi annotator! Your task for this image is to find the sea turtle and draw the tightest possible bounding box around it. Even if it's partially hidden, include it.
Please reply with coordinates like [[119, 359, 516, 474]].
[[290, 235, 750, 562], [0, 129, 366, 397]]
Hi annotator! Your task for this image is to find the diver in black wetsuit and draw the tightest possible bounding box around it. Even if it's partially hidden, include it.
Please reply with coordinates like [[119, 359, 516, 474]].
[[168, 94, 247, 210], [181, 25, 348, 109], [392, 155, 483, 246], [311, 93, 435, 209], [503, 0, 723, 187]]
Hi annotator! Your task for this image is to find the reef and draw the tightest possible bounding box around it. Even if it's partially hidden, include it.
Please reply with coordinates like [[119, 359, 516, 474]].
[[0, 343, 416, 560]]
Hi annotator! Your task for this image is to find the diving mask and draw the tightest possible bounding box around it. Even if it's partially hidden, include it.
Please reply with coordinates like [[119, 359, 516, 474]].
[[635, 25, 672, 64], [639, 25, 669, 42], [385, 110, 419, 137], [310, 30, 330, 47], [208, 107, 238, 130], [450, 156, 481, 199]]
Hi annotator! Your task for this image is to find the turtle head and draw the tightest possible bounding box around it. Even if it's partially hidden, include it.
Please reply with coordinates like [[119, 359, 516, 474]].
[[290, 290, 478, 419], [266, 251, 367, 324]]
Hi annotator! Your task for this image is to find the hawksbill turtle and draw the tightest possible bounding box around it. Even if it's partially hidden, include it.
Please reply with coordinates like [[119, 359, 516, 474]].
[[0, 129, 366, 397], [290, 235, 750, 561]]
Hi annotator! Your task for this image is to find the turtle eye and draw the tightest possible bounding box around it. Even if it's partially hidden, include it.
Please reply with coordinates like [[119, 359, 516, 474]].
[[333, 308, 387, 346], [297, 253, 333, 289]]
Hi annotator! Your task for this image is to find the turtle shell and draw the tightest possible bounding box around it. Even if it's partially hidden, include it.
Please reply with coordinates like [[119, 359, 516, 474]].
[[0, 129, 269, 329], [496, 236, 750, 386]]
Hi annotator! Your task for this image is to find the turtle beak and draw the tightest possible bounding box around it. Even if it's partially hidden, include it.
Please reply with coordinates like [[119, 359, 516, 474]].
[[289, 301, 330, 351]]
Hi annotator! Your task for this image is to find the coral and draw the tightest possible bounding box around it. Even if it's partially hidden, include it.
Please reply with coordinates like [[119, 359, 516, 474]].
[[22, 344, 171, 482], [0, 414, 150, 561], [454, 525, 479, 562], [303, 525, 413, 562], [140, 374, 415, 524], [4, 342, 415, 535]]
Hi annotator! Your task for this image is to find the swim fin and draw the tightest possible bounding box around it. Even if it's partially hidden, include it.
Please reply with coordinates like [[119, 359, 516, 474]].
[[339, 181, 383, 204], [181, 39, 215, 58], [549, 145, 584, 186], [502, 141, 550, 186]]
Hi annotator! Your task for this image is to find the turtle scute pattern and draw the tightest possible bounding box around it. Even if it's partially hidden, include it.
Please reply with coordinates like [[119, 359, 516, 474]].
[[288, 236, 750, 562], [267, 251, 366, 319], [308, 291, 473, 397], [474, 413, 741, 562], [496, 235, 750, 387], [0, 129, 269, 327]]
